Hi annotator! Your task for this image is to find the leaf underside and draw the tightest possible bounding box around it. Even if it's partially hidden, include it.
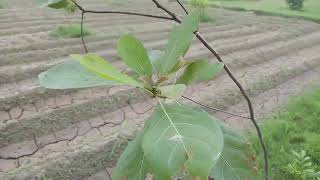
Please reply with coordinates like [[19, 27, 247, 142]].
[[177, 60, 224, 85], [118, 35, 153, 76], [210, 122, 257, 180], [158, 84, 186, 99], [112, 134, 148, 180], [142, 103, 224, 178], [71, 53, 144, 88], [39, 60, 118, 89], [155, 13, 200, 75], [148, 50, 164, 75]]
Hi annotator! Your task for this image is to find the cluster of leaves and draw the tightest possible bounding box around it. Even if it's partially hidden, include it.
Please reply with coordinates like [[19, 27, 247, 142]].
[[252, 89, 320, 179], [50, 24, 92, 38], [40, 0, 257, 179], [286, 150, 320, 180], [286, 0, 304, 10]]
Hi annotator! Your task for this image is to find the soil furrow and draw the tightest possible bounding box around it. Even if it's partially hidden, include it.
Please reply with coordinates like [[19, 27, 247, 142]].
[[0, 25, 269, 84], [0, 21, 240, 63], [0, 28, 292, 109], [0, 26, 318, 116], [1, 47, 320, 180], [1, 41, 320, 151]]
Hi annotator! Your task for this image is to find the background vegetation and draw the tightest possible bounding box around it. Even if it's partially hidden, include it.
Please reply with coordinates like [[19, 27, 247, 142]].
[[0, 0, 6, 8], [208, 0, 320, 22], [50, 24, 92, 38], [252, 88, 320, 179]]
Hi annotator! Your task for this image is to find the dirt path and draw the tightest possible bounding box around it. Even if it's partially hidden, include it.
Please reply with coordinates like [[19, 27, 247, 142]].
[[0, 0, 320, 179]]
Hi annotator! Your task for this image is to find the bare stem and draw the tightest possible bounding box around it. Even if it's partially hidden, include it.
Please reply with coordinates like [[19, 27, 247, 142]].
[[182, 96, 251, 119], [72, 0, 174, 20], [177, 0, 189, 14], [81, 11, 88, 53]]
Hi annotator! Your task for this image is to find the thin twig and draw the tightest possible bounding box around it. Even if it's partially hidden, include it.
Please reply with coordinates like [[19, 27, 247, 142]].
[[84, 10, 175, 20], [81, 11, 88, 53], [177, 0, 189, 14], [72, 0, 174, 21], [152, 0, 181, 23], [182, 95, 251, 119], [196, 30, 269, 179]]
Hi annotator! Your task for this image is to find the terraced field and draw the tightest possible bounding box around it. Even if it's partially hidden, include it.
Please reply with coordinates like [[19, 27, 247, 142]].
[[1, 0, 320, 179]]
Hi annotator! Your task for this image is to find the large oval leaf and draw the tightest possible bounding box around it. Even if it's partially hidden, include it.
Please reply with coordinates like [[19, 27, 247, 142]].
[[71, 53, 144, 88], [177, 60, 224, 85], [118, 35, 153, 76], [210, 123, 257, 180], [155, 12, 200, 75], [113, 134, 148, 180], [142, 103, 224, 178], [39, 60, 118, 89]]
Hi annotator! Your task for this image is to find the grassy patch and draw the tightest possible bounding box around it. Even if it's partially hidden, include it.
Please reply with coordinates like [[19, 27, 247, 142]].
[[0, 0, 5, 8], [50, 24, 92, 38], [199, 9, 216, 22], [208, 0, 320, 22], [252, 88, 320, 179]]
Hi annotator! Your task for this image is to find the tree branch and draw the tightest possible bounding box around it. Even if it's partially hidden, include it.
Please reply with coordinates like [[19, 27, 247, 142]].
[[177, 0, 189, 14], [70, 0, 269, 179], [72, 0, 174, 21], [182, 95, 251, 119], [81, 11, 88, 53], [152, 1, 269, 179]]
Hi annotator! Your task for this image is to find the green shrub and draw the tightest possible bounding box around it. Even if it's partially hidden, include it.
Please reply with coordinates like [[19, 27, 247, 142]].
[[285, 150, 320, 180], [286, 0, 304, 10], [199, 8, 215, 22], [50, 24, 92, 38], [252, 89, 320, 179], [0, 0, 6, 8], [306, 134, 320, 166], [190, 0, 209, 8]]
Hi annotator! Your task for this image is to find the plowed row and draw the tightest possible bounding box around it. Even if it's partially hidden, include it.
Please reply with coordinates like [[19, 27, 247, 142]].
[[1, 1, 320, 179]]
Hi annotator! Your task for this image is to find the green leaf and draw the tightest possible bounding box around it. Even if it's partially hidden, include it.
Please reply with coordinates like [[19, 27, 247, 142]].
[[39, 60, 118, 89], [158, 84, 186, 99], [148, 50, 164, 74], [39, 0, 68, 9], [71, 53, 144, 88], [155, 12, 200, 75], [142, 103, 224, 177], [210, 122, 257, 180], [118, 35, 153, 76], [177, 60, 224, 85], [113, 134, 149, 180]]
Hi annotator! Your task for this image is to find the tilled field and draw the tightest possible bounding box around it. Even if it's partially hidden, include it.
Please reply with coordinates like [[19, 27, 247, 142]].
[[1, 0, 320, 179]]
